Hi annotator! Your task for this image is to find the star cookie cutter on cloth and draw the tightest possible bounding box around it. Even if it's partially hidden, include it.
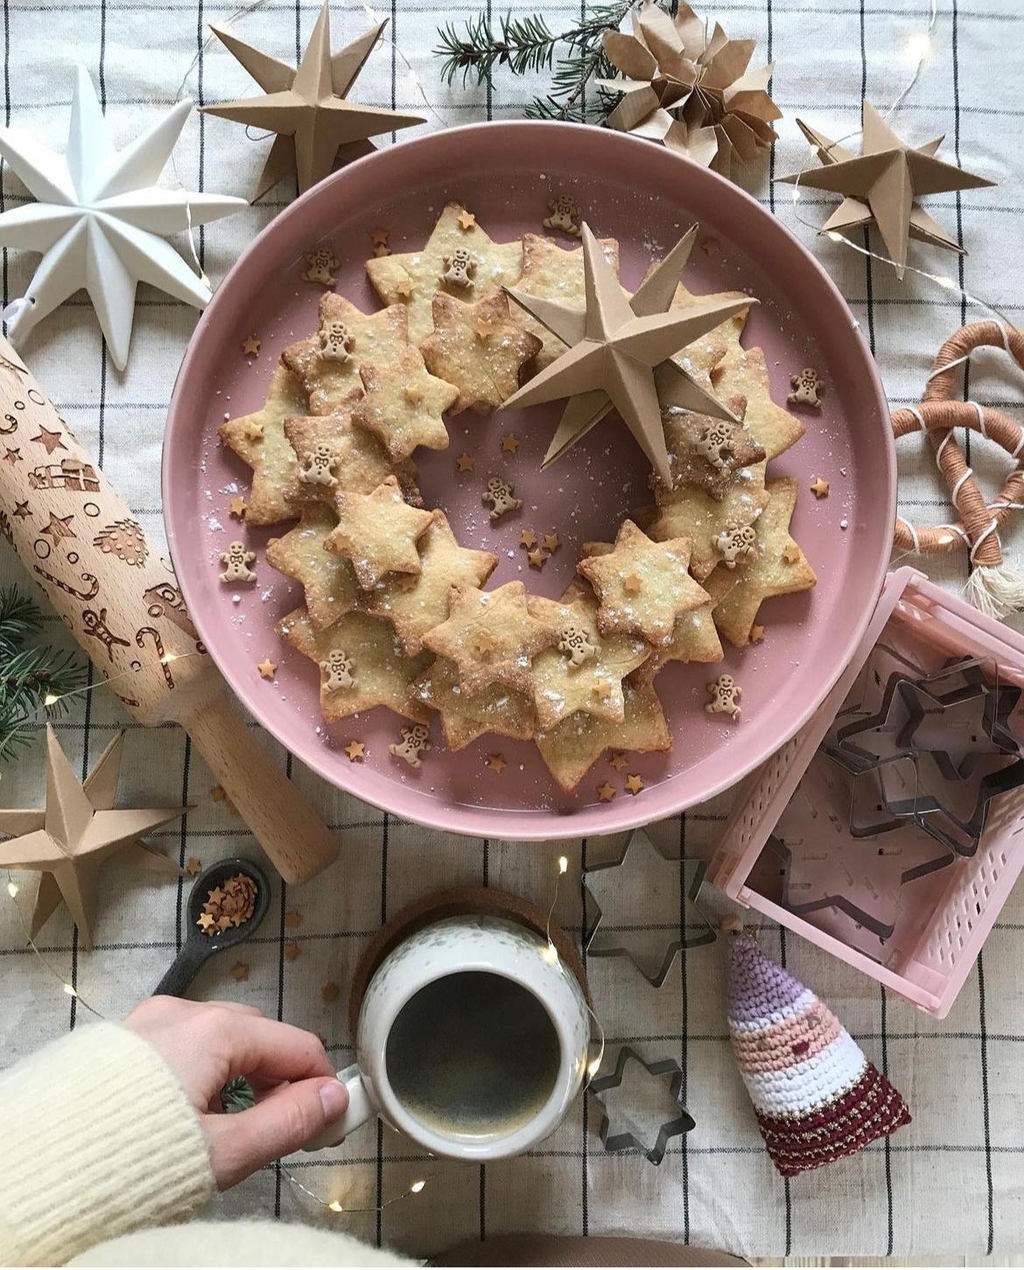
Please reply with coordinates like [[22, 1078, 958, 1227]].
[[891, 320, 1024, 619], [582, 829, 716, 988], [588, 1046, 695, 1166]]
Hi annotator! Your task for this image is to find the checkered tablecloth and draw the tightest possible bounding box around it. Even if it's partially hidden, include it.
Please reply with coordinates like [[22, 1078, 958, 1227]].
[[1, 0, 1023, 1258]]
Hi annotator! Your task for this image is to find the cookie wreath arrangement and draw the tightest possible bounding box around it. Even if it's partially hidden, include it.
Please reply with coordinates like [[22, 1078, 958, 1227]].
[[220, 198, 819, 797]]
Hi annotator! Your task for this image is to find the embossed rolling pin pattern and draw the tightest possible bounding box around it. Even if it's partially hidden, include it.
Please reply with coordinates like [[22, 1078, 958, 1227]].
[[0, 339, 337, 885]]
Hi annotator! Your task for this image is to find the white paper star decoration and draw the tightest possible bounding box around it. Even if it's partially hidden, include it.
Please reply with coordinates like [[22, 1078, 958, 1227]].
[[0, 65, 247, 369]]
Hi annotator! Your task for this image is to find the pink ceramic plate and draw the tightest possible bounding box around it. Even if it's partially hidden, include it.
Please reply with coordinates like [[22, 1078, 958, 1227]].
[[164, 121, 895, 840]]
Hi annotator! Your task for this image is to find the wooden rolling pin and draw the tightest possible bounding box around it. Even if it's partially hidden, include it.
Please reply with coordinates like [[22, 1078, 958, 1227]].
[[0, 339, 337, 884]]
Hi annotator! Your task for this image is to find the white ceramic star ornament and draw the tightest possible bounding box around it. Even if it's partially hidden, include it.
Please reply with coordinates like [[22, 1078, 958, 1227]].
[[0, 65, 247, 370]]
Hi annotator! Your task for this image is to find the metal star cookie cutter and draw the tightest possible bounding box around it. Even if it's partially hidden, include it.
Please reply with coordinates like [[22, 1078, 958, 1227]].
[[582, 829, 716, 988], [822, 641, 930, 764], [830, 667, 921, 773], [588, 1046, 696, 1166]]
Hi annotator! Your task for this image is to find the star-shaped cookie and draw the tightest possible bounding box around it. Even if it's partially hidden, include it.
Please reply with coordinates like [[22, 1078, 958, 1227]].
[[650, 464, 768, 581], [421, 580, 559, 696], [410, 656, 537, 751], [712, 477, 817, 647], [577, 519, 710, 644], [278, 606, 431, 722], [283, 293, 410, 415], [283, 406, 421, 509], [512, 231, 620, 370], [710, 346, 805, 461], [352, 346, 458, 460], [265, 505, 360, 630], [419, 291, 542, 415], [362, 511, 498, 654], [220, 362, 309, 524], [526, 592, 650, 729], [535, 674, 671, 793], [366, 201, 524, 342], [650, 274, 751, 388], [325, 476, 434, 588], [659, 396, 766, 501]]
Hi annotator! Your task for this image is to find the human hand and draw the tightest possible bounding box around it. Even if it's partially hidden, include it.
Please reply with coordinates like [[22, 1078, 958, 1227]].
[[124, 997, 349, 1190]]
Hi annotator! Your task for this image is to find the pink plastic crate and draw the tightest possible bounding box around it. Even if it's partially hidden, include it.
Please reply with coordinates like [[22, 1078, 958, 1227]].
[[709, 566, 1024, 1017]]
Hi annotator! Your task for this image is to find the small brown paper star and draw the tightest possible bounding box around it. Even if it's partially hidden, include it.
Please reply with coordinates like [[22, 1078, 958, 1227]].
[[242, 336, 261, 357], [596, 781, 617, 802], [503, 224, 750, 483], [201, 4, 424, 199], [0, 728, 185, 949], [258, 659, 277, 680], [777, 103, 995, 278]]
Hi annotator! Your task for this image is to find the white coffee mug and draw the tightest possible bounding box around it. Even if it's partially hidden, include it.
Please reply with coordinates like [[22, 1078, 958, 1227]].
[[304, 914, 593, 1160]]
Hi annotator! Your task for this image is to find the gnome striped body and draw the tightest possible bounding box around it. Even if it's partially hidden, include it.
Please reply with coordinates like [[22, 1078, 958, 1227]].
[[726, 930, 911, 1177]]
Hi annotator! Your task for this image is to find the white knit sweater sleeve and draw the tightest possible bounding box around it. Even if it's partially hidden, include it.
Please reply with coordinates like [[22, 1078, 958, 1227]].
[[0, 1021, 215, 1266]]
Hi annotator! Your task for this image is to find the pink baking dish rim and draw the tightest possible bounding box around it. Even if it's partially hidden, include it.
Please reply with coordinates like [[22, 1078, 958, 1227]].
[[163, 121, 896, 841]]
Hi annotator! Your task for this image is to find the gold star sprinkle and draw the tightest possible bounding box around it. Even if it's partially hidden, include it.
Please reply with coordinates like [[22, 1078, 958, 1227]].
[[456, 452, 475, 472], [404, 384, 425, 406], [198, 912, 215, 931], [284, 943, 301, 961], [486, 753, 507, 773], [596, 781, 616, 802], [543, 532, 560, 553], [284, 910, 303, 928], [501, 433, 519, 454], [811, 477, 830, 499], [243, 420, 264, 441], [393, 277, 413, 299], [230, 961, 249, 981], [372, 243, 391, 257], [625, 773, 644, 795], [210, 786, 227, 803], [700, 237, 720, 256], [457, 209, 477, 231], [608, 752, 628, 771], [472, 631, 496, 657], [229, 495, 248, 519], [622, 572, 642, 595], [591, 677, 613, 700], [258, 659, 277, 680], [242, 336, 261, 357], [528, 547, 548, 569], [345, 740, 365, 761], [322, 981, 341, 1003], [185, 857, 202, 876], [520, 528, 538, 548], [370, 228, 390, 246], [750, 624, 766, 643], [782, 543, 802, 564]]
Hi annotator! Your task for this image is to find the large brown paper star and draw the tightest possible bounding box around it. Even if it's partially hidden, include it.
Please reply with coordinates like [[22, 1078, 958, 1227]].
[[777, 102, 995, 278], [0, 727, 185, 949], [502, 223, 751, 483], [201, 3, 424, 199]]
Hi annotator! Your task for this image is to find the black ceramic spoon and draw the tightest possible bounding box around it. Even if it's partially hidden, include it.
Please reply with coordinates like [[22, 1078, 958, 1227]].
[[154, 857, 270, 997]]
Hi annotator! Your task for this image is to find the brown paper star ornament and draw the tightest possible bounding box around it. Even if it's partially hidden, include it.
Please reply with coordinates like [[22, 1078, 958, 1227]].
[[598, 0, 781, 178], [201, 4, 423, 199], [777, 103, 995, 278], [503, 224, 751, 483], [0, 727, 185, 949]]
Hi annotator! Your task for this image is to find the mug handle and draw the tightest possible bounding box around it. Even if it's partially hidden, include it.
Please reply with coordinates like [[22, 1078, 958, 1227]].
[[302, 1063, 375, 1152]]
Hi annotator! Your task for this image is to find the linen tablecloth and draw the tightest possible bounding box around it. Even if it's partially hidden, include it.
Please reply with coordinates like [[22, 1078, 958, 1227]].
[[1, 0, 1022, 1257]]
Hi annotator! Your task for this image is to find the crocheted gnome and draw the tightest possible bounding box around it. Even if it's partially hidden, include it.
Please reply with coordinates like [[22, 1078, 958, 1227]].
[[725, 923, 911, 1176]]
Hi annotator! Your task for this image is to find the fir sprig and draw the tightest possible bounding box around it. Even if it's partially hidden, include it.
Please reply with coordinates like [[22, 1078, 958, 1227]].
[[0, 586, 85, 766], [434, 0, 635, 122]]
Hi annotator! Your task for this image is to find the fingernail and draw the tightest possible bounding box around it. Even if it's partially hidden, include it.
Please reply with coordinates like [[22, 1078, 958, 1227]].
[[320, 1078, 349, 1121]]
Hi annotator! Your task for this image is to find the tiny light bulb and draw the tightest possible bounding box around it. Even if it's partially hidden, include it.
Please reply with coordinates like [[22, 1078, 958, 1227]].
[[62, 982, 77, 997], [558, 855, 568, 875], [43, 693, 59, 706], [160, 653, 179, 665], [906, 30, 932, 62], [328, 1200, 344, 1212], [936, 275, 957, 290], [541, 941, 559, 965], [410, 1180, 426, 1194], [6, 881, 18, 898], [587, 1057, 602, 1078], [826, 231, 845, 243]]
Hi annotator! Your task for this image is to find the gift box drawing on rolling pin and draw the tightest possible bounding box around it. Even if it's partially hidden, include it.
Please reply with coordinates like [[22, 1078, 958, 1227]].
[[710, 566, 1024, 1018]]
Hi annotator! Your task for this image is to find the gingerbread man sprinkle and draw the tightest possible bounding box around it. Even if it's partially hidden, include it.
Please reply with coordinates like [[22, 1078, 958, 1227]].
[[706, 674, 742, 721], [320, 649, 354, 691], [482, 476, 522, 521], [557, 623, 597, 666], [389, 723, 431, 768], [543, 194, 582, 237], [441, 247, 476, 288], [788, 367, 824, 410], [298, 443, 339, 488], [302, 247, 340, 287], [219, 541, 257, 584]]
